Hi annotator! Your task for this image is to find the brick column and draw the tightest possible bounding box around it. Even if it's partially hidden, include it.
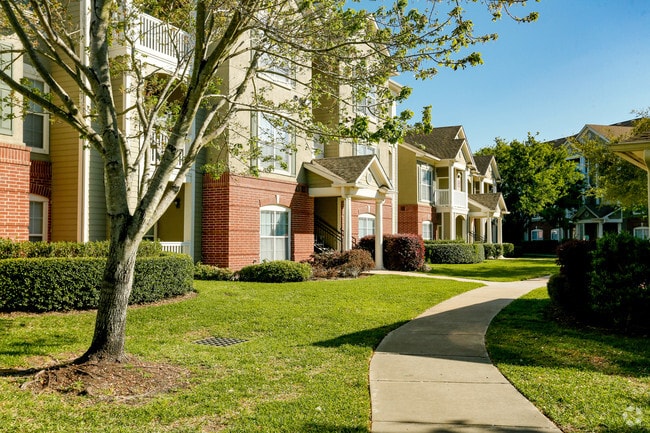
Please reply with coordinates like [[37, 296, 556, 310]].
[[0, 143, 30, 240]]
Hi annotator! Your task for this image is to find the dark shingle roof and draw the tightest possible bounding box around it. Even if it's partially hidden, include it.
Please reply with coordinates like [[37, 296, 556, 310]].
[[473, 155, 494, 176], [404, 126, 465, 159], [309, 155, 375, 183], [468, 193, 503, 211]]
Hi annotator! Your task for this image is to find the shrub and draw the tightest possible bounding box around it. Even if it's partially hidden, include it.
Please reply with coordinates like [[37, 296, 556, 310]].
[[502, 243, 515, 257], [424, 241, 484, 264], [356, 234, 424, 271], [547, 239, 596, 316], [588, 233, 650, 331], [0, 254, 194, 312], [194, 262, 234, 280], [307, 249, 374, 279], [0, 239, 163, 259], [383, 234, 425, 271], [238, 260, 312, 283], [483, 243, 503, 259]]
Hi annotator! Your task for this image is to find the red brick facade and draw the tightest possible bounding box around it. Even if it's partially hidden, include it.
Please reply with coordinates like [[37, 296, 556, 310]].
[[202, 173, 314, 270], [347, 198, 394, 242], [398, 204, 436, 238], [30, 160, 52, 240], [0, 143, 30, 241]]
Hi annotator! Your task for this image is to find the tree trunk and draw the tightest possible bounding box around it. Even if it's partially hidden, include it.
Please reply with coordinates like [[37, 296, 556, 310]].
[[78, 223, 139, 363]]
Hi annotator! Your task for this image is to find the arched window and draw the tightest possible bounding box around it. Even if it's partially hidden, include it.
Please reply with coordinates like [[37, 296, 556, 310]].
[[260, 205, 290, 261], [358, 213, 375, 239]]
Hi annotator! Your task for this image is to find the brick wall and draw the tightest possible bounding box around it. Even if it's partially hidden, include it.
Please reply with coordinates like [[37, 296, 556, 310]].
[[202, 173, 314, 270], [0, 143, 30, 241], [344, 197, 394, 242], [398, 204, 436, 237]]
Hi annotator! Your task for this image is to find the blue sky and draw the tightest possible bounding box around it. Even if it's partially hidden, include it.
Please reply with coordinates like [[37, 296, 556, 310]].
[[393, 0, 650, 151]]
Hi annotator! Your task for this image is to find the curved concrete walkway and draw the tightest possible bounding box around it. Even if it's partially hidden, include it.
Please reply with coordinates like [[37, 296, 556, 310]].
[[368, 272, 561, 433]]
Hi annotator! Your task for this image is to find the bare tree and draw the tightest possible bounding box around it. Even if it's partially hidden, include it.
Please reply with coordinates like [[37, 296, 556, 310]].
[[0, 0, 537, 363]]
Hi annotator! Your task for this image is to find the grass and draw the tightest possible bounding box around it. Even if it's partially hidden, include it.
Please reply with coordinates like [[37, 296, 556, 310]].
[[425, 257, 559, 281], [0, 275, 481, 433], [487, 287, 650, 433]]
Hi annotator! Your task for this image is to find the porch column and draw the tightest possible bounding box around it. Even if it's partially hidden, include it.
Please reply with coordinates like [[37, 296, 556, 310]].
[[486, 216, 493, 244], [450, 212, 456, 240], [597, 222, 603, 238], [343, 195, 353, 251], [374, 199, 384, 269], [497, 217, 503, 244]]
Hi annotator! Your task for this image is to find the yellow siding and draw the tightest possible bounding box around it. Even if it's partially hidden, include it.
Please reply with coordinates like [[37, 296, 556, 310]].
[[397, 146, 417, 204]]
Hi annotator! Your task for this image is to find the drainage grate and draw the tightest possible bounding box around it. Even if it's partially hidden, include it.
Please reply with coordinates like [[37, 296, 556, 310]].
[[193, 337, 248, 347]]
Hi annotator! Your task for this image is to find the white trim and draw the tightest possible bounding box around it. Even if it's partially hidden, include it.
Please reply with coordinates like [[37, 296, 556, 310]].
[[22, 65, 50, 154], [29, 194, 49, 242], [260, 205, 291, 261]]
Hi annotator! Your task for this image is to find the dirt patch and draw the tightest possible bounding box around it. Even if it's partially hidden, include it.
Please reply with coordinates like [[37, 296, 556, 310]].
[[19, 357, 190, 404]]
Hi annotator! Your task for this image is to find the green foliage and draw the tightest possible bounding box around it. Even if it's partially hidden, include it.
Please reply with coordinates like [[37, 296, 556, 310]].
[[483, 243, 503, 258], [357, 234, 425, 271], [0, 254, 194, 312], [425, 257, 557, 282], [589, 233, 650, 331], [570, 121, 649, 211], [424, 241, 484, 264], [0, 239, 163, 259], [237, 260, 312, 283], [547, 239, 595, 317], [477, 135, 584, 241], [307, 249, 375, 278], [502, 243, 515, 257], [193, 262, 234, 281]]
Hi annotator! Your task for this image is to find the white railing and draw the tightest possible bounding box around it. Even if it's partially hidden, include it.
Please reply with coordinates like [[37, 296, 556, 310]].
[[160, 241, 191, 255], [137, 14, 192, 62], [434, 189, 467, 208]]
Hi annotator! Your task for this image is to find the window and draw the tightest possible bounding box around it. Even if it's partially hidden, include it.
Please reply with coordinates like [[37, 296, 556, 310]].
[[255, 113, 294, 175], [530, 229, 543, 241], [634, 227, 649, 240], [29, 195, 48, 242], [254, 30, 295, 88], [358, 213, 375, 239], [0, 44, 13, 135], [311, 134, 324, 159], [355, 89, 377, 121], [418, 163, 434, 203], [422, 220, 433, 240], [260, 206, 290, 261], [354, 141, 375, 156], [23, 64, 49, 152], [550, 229, 561, 241]]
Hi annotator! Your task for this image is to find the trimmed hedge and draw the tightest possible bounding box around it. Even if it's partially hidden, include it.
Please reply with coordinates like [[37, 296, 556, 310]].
[[0, 254, 194, 312], [424, 241, 484, 264], [238, 260, 312, 283], [194, 262, 234, 280], [356, 234, 425, 271], [0, 239, 164, 259]]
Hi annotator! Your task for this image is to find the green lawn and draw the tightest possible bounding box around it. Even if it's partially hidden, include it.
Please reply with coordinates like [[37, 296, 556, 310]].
[[0, 275, 481, 433], [487, 288, 650, 433], [425, 257, 558, 281]]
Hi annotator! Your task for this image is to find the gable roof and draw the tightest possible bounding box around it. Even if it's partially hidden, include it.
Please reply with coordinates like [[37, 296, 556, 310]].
[[404, 126, 468, 160], [581, 124, 633, 142], [303, 155, 393, 191], [472, 155, 499, 179], [468, 193, 507, 212]]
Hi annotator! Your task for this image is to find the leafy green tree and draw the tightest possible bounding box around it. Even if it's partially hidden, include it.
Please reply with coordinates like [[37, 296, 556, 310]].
[[0, 0, 537, 363], [570, 115, 649, 212], [477, 135, 584, 242]]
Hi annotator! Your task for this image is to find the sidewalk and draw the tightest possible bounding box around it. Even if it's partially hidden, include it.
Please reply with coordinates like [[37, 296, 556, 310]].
[[368, 272, 562, 433]]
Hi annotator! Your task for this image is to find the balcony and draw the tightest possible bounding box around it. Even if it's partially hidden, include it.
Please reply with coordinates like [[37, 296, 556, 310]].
[[160, 241, 191, 255], [111, 11, 193, 72], [435, 189, 468, 209]]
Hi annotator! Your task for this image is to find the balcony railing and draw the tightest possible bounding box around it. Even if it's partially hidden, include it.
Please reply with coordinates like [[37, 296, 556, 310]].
[[137, 13, 192, 63], [435, 189, 467, 209], [160, 241, 191, 255]]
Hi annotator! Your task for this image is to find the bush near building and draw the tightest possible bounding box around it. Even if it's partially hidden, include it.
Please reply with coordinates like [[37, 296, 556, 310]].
[[357, 234, 425, 271], [547, 233, 650, 333], [237, 260, 312, 283], [0, 246, 194, 312], [306, 249, 375, 279], [424, 240, 484, 264]]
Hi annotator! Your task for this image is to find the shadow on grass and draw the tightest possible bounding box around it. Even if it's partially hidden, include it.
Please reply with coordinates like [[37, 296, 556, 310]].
[[313, 322, 409, 349], [302, 424, 368, 432], [427, 265, 557, 282], [487, 298, 650, 378]]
